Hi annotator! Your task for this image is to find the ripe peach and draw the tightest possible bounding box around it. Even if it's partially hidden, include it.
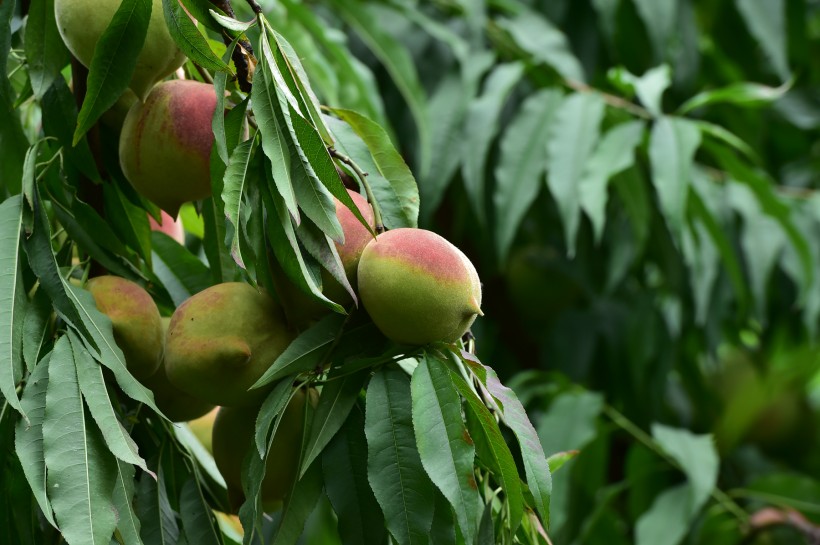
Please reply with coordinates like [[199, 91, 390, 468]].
[[357, 228, 483, 345], [148, 211, 185, 244]]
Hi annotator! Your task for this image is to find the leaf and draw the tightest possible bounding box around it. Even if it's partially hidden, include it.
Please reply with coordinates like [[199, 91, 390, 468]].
[[112, 460, 143, 545], [252, 314, 346, 390], [150, 231, 212, 304], [546, 451, 580, 473], [735, 0, 789, 81], [74, 0, 152, 144], [300, 370, 367, 478], [43, 336, 118, 545], [24, 0, 69, 98], [546, 92, 606, 255], [579, 121, 645, 242], [635, 483, 697, 545], [23, 288, 52, 372], [648, 116, 701, 238], [411, 354, 479, 543], [14, 352, 56, 526], [365, 366, 435, 545], [70, 331, 147, 471], [41, 77, 100, 181], [651, 424, 719, 509], [496, 11, 585, 81], [254, 380, 298, 459], [212, 37, 240, 166], [693, 120, 758, 162], [179, 477, 223, 545], [137, 461, 180, 545], [162, 0, 233, 74], [269, 461, 323, 545], [253, 32, 298, 220], [632, 0, 677, 61], [483, 366, 552, 526], [296, 217, 356, 302], [328, 0, 430, 175], [323, 404, 387, 545], [330, 108, 420, 229], [450, 370, 524, 533], [622, 65, 671, 117], [0, 0, 28, 196], [0, 195, 27, 417], [537, 391, 604, 457], [102, 182, 152, 265], [221, 138, 256, 268], [461, 62, 525, 224], [678, 81, 792, 114], [209, 9, 255, 32], [494, 89, 564, 262]]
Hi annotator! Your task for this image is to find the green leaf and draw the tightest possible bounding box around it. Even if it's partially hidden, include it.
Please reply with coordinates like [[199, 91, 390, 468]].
[[411, 354, 479, 544], [209, 9, 255, 32], [635, 484, 698, 545], [450, 370, 524, 533], [494, 89, 564, 262], [365, 366, 435, 545], [112, 459, 143, 545], [693, 120, 758, 163], [23, 286, 52, 372], [579, 121, 645, 242], [254, 380, 298, 459], [461, 62, 524, 224], [678, 81, 792, 114], [41, 77, 100, 181], [648, 116, 701, 238], [496, 11, 585, 81], [211, 38, 239, 166], [652, 424, 719, 509], [331, 108, 420, 229], [269, 460, 323, 545], [0, 0, 28, 196], [102, 182, 152, 265], [43, 336, 118, 545], [253, 314, 346, 390], [71, 330, 147, 471], [137, 460, 180, 545], [179, 477, 223, 545], [328, 0, 430, 175], [620, 65, 671, 117], [547, 451, 579, 473], [151, 231, 212, 302], [162, 0, 233, 74], [296, 218, 356, 302], [632, 0, 677, 61], [14, 352, 56, 526], [483, 366, 552, 526], [546, 92, 606, 256], [735, 0, 789, 81], [221, 138, 256, 269], [0, 195, 27, 417], [74, 0, 152, 145], [24, 0, 69, 98], [300, 370, 368, 478], [323, 404, 387, 545], [253, 31, 298, 220]]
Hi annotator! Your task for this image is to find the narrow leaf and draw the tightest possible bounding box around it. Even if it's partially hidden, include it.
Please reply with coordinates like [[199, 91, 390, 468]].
[[24, 0, 69, 98], [0, 195, 27, 416], [497, 11, 584, 81], [221, 138, 256, 268], [735, 0, 789, 80], [137, 462, 180, 545], [162, 0, 233, 74], [112, 460, 143, 545], [179, 477, 223, 545], [678, 81, 791, 114]]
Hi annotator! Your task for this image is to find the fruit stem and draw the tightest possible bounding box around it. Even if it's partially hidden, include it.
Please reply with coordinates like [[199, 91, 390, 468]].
[[328, 147, 385, 234]]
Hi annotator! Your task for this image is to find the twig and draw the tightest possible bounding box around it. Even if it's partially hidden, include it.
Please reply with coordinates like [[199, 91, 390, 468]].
[[328, 147, 385, 234], [209, 0, 255, 92], [243, 0, 263, 14]]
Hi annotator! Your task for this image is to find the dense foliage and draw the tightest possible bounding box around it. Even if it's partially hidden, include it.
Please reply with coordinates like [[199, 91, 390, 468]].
[[1, 0, 820, 544]]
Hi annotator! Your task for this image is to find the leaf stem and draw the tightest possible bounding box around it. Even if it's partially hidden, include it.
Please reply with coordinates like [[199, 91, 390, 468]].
[[328, 147, 385, 233]]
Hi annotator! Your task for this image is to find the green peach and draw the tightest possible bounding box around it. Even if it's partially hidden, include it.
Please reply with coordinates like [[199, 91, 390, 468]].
[[212, 388, 313, 512], [119, 80, 216, 216], [86, 275, 163, 381], [164, 283, 294, 407], [54, 0, 186, 100], [357, 228, 483, 345]]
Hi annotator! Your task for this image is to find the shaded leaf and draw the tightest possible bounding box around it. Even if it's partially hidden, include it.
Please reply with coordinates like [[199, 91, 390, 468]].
[[112, 460, 143, 545], [137, 461, 180, 545], [162, 0, 232, 74], [24, 0, 69, 98], [679, 81, 791, 114], [632, 0, 677, 61], [221, 138, 256, 269], [0, 195, 27, 417], [179, 477, 223, 545], [497, 11, 584, 81], [735, 0, 789, 80]]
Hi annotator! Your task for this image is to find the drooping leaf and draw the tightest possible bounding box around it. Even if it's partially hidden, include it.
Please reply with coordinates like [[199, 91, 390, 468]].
[[269, 460, 323, 545], [734, 0, 789, 81], [137, 460, 180, 545], [0, 0, 28, 195], [22, 286, 52, 372], [461, 62, 524, 224], [150, 231, 212, 304], [162, 0, 233, 74], [483, 365, 552, 525], [0, 195, 27, 417], [648, 116, 701, 238], [635, 484, 696, 545], [211, 37, 240, 165], [112, 460, 143, 545], [579, 121, 645, 242], [74, 0, 152, 144], [618, 65, 671, 117], [300, 369, 368, 478], [632, 0, 678, 61], [296, 218, 356, 303], [365, 366, 435, 545], [24, 0, 69, 98], [209, 9, 255, 32], [545, 92, 606, 255], [14, 352, 56, 526], [651, 424, 719, 510], [253, 379, 297, 459], [323, 404, 386, 545], [494, 89, 564, 262], [43, 336, 118, 545], [70, 330, 147, 471], [41, 77, 100, 181], [102, 182, 152, 265], [411, 353, 479, 544], [179, 477, 223, 545], [678, 81, 791, 114]]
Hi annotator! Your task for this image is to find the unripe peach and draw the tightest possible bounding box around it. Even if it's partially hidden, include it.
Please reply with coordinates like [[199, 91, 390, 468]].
[[86, 276, 163, 381], [212, 388, 314, 512], [54, 0, 186, 100], [165, 283, 295, 407], [119, 80, 216, 216], [357, 228, 483, 345]]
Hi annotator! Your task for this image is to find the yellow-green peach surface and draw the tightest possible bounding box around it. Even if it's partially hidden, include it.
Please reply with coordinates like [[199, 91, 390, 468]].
[[164, 283, 294, 407], [357, 228, 483, 345], [86, 275, 163, 381], [54, 0, 185, 99], [119, 80, 216, 216]]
